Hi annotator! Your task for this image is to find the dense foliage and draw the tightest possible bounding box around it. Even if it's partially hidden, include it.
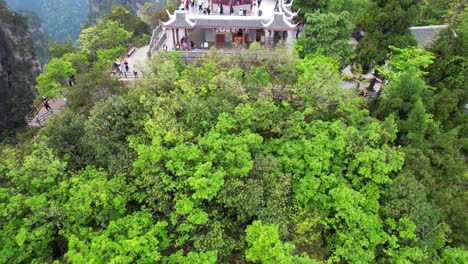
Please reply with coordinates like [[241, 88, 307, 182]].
[[1, 0, 467, 263], [87, 0, 164, 22]]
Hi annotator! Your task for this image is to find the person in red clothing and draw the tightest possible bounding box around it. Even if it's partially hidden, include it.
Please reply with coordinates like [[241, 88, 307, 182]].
[[123, 60, 129, 72]]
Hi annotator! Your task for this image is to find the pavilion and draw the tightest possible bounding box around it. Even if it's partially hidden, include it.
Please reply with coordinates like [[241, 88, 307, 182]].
[[155, 0, 298, 50]]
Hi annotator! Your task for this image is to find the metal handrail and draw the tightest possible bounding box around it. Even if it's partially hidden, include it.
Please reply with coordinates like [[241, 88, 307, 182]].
[[25, 99, 43, 124], [26, 107, 53, 127], [149, 25, 167, 56], [150, 25, 163, 49]]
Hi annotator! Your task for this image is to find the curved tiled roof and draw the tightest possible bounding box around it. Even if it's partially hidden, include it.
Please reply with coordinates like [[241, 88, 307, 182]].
[[162, 7, 297, 31], [188, 15, 269, 29], [409, 25, 448, 49], [163, 10, 196, 29], [262, 12, 296, 31]]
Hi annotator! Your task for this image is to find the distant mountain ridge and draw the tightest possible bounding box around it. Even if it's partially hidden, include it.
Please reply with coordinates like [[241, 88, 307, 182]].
[[88, 0, 158, 20], [6, 0, 165, 42], [5, 0, 89, 42]]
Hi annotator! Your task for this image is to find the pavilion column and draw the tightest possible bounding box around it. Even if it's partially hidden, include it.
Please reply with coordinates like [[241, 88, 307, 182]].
[[243, 29, 246, 46], [187, 29, 191, 50], [172, 29, 176, 47], [268, 30, 272, 46], [176, 29, 180, 44]]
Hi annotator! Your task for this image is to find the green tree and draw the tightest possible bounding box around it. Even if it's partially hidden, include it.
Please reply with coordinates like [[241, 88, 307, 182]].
[[104, 5, 149, 38], [66, 211, 169, 263], [296, 11, 355, 67], [78, 19, 131, 53], [0, 143, 68, 263], [65, 68, 121, 114], [245, 220, 298, 263], [47, 39, 75, 58], [36, 56, 76, 98], [81, 95, 145, 173], [39, 110, 86, 170], [356, 0, 420, 69], [416, 0, 450, 25], [292, 53, 346, 119]]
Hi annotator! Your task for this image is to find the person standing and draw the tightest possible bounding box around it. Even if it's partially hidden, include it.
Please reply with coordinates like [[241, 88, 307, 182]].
[[220, 4, 224, 15], [43, 98, 52, 112], [230, 5, 234, 15], [118, 64, 123, 76]]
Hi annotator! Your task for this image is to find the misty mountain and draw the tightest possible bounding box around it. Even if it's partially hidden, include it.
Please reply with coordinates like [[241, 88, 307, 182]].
[[5, 0, 89, 42]]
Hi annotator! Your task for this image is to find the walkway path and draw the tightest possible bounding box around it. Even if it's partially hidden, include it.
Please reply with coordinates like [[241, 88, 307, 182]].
[[116, 45, 149, 82], [124, 44, 150, 69]]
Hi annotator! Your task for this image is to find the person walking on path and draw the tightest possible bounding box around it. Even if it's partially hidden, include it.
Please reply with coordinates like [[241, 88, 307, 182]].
[[43, 98, 52, 112], [199, 0, 204, 11], [133, 66, 139, 79]]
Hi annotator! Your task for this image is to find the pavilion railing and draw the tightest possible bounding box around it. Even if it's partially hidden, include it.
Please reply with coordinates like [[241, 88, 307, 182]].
[[25, 99, 53, 128], [172, 50, 275, 63]]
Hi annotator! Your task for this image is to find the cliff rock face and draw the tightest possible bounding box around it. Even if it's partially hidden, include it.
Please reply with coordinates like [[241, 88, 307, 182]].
[[0, 1, 39, 137]]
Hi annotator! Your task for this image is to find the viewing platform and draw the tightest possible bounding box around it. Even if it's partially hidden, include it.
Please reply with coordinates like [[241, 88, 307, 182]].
[[26, 98, 66, 128]]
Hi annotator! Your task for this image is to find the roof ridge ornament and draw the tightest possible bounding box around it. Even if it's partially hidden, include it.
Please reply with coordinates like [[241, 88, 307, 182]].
[[262, 12, 296, 30], [284, 0, 294, 8], [166, 9, 173, 18], [280, 0, 298, 18], [163, 10, 195, 28]]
